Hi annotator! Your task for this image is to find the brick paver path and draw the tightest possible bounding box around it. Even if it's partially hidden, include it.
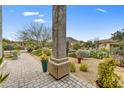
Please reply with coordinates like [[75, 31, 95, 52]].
[[0, 53, 95, 88]]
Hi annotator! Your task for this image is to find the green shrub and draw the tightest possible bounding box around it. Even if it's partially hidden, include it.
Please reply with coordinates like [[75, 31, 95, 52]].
[[69, 52, 77, 58], [70, 63, 76, 72], [97, 58, 122, 88], [90, 49, 98, 58], [76, 49, 90, 58], [72, 43, 81, 50], [96, 51, 108, 59], [90, 49, 109, 59], [80, 63, 88, 72], [32, 49, 43, 56]]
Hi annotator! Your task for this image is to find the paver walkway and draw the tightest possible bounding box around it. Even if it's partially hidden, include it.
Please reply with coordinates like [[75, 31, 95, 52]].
[[0, 53, 95, 88]]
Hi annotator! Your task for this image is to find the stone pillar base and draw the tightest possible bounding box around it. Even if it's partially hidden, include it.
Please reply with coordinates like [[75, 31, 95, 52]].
[[48, 60, 70, 79]]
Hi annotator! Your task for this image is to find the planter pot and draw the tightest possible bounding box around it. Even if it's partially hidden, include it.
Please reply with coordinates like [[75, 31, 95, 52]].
[[41, 60, 48, 72], [77, 58, 81, 64]]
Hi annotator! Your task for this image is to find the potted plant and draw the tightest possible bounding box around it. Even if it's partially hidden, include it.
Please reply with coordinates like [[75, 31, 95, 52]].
[[40, 54, 48, 72], [76, 49, 89, 63], [76, 49, 82, 63]]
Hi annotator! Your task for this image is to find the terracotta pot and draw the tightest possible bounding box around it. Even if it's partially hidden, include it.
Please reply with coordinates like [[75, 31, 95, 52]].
[[77, 58, 81, 63]]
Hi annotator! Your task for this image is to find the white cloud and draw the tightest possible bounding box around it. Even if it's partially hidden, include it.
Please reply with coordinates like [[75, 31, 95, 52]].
[[38, 14, 44, 17], [96, 8, 107, 13], [23, 11, 39, 16], [34, 19, 46, 23]]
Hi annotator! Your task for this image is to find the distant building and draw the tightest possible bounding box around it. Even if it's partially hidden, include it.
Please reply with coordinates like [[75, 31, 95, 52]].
[[98, 39, 119, 50]]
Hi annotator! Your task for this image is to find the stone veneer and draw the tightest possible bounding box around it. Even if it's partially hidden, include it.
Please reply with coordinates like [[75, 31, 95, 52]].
[[48, 5, 70, 79]]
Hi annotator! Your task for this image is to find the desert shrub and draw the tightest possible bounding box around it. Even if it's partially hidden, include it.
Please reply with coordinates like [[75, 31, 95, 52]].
[[70, 63, 76, 72], [42, 48, 51, 56], [32, 49, 43, 56], [69, 52, 77, 58], [97, 51, 109, 59], [90, 49, 97, 58], [90, 49, 109, 59], [97, 58, 122, 88], [76, 49, 90, 58], [3, 44, 23, 50], [72, 43, 81, 50], [80, 63, 88, 72], [13, 44, 23, 50]]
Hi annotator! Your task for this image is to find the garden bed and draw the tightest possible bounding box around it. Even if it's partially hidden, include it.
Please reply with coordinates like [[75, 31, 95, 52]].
[[69, 57, 124, 87]]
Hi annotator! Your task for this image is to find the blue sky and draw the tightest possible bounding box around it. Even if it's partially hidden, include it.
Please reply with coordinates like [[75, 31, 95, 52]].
[[2, 5, 124, 41]]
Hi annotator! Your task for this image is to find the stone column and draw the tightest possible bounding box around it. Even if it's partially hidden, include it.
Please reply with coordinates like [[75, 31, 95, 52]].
[[0, 6, 2, 58], [48, 5, 70, 79]]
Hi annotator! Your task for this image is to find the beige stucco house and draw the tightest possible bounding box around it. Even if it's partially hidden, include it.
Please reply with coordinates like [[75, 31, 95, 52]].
[[98, 39, 119, 50]]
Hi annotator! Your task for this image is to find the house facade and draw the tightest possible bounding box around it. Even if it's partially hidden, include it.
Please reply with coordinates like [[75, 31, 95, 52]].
[[98, 39, 119, 50]]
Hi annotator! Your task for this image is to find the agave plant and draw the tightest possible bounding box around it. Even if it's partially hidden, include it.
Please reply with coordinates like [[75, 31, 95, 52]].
[[0, 74, 9, 84], [0, 57, 3, 65], [0, 57, 9, 84]]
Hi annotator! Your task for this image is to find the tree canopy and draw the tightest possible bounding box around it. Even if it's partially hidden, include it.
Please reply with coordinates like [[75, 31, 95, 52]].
[[111, 29, 124, 41], [18, 23, 52, 49]]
